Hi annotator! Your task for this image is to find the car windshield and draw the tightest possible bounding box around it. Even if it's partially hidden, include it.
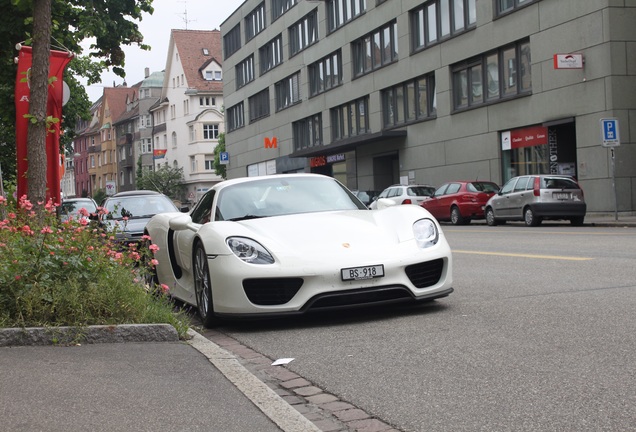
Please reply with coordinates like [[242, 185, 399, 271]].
[[216, 176, 366, 221], [543, 177, 579, 189], [408, 186, 435, 197], [468, 182, 499, 193], [60, 200, 96, 215], [104, 195, 178, 220]]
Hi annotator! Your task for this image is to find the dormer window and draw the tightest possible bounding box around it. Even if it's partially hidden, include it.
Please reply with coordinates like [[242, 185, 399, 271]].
[[205, 71, 213, 80], [202, 48, 209, 55], [204, 70, 223, 81]]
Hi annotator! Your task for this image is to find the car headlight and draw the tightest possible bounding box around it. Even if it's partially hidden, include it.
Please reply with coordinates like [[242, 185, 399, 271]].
[[226, 237, 275, 264], [413, 218, 439, 248]]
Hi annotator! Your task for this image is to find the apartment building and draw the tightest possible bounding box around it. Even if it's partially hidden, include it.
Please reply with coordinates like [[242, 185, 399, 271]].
[[150, 29, 225, 205], [73, 100, 102, 198], [220, 0, 636, 213]]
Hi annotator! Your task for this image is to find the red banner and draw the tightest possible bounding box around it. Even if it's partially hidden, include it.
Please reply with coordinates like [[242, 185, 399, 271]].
[[509, 125, 548, 149], [153, 149, 167, 159], [15, 46, 73, 205]]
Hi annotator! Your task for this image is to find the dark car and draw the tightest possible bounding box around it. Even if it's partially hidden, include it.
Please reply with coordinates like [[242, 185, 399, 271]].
[[484, 175, 586, 227], [421, 181, 500, 225], [99, 190, 185, 244]]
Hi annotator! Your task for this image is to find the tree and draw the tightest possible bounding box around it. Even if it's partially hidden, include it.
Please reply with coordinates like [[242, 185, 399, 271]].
[[137, 166, 186, 202], [2, 0, 154, 209], [213, 132, 227, 180]]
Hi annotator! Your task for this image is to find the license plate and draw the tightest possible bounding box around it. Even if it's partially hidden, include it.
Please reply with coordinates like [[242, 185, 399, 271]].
[[341, 265, 385, 281], [554, 192, 571, 200]]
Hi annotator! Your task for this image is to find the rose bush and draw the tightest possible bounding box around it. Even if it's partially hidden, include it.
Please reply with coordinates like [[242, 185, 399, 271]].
[[0, 195, 189, 338]]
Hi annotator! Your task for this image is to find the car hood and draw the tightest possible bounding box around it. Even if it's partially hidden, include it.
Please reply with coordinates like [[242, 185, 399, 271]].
[[207, 206, 442, 259]]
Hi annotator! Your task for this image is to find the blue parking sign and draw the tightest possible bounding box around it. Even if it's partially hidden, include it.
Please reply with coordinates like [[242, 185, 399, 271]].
[[600, 118, 620, 147], [220, 151, 229, 165]]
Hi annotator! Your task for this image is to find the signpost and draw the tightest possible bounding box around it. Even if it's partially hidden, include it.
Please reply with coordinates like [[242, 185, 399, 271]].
[[600, 118, 620, 221]]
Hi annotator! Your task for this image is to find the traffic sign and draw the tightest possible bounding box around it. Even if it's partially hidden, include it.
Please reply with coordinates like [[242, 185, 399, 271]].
[[600, 118, 620, 147], [220, 151, 229, 165]]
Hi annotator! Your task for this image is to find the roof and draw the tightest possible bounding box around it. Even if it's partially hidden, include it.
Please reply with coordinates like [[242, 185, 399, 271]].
[[141, 71, 165, 88], [171, 29, 223, 93]]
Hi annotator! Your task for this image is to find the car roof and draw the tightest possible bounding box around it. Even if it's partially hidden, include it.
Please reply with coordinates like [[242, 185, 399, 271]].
[[110, 190, 163, 197]]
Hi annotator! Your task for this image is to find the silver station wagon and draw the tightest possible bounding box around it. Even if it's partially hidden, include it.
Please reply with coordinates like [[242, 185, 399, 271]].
[[485, 175, 587, 227]]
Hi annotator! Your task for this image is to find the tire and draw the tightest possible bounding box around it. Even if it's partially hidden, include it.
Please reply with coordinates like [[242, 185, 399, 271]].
[[193, 242, 219, 328], [570, 216, 584, 226], [450, 206, 466, 225], [485, 207, 498, 226], [524, 207, 542, 227]]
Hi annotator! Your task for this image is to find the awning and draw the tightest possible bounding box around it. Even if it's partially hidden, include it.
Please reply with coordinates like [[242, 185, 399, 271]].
[[290, 130, 407, 158]]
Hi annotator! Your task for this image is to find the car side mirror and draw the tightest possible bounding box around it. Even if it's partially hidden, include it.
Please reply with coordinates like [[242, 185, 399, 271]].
[[180, 206, 189, 213]]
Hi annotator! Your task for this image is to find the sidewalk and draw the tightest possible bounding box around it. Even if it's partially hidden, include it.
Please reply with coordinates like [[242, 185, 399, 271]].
[[0, 326, 320, 432]]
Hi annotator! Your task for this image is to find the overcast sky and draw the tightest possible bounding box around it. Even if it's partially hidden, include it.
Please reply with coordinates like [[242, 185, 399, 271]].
[[82, 0, 245, 102]]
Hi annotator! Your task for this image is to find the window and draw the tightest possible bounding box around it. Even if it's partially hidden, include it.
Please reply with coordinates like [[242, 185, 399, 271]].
[[223, 24, 241, 59], [236, 55, 255, 89], [205, 71, 213, 80], [260, 34, 283, 75], [141, 138, 152, 154], [352, 21, 398, 78], [326, 0, 366, 33], [496, 0, 536, 16], [171, 131, 177, 148], [272, 0, 298, 21], [204, 157, 215, 171], [249, 88, 270, 122], [275, 72, 301, 111], [411, 0, 476, 52], [331, 96, 369, 141], [189, 125, 195, 142], [309, 50, 342, 96], [214, 71, 222, 80], [227, 102, 245, 132], [183, 100, 189, 115], [199, 96, 216, 107], [452, 39, 530, 111], [382, 73, 436, 128], [245, 2, 266, 41], [292, 114, 322, 151], [203, 124, 219, 140], [289, 9, 318, 57]]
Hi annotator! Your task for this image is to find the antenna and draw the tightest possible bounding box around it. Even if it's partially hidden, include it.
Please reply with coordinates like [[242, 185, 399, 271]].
[[178, 0, 196, 29]]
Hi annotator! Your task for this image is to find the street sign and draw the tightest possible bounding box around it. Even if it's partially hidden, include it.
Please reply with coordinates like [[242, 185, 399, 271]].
[[220, 151, 229, 165], [600, 118, 620, 147]]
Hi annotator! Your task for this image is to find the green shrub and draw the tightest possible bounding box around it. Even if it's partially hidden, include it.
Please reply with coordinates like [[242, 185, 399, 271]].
[[0, 195, 189, 338]]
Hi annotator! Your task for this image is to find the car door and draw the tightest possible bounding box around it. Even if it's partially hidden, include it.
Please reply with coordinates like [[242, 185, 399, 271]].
[[423, 184, 449, 218], [490, 178, 518, 217], [507, 176, 531, 218], [439, 183, 461, 218]]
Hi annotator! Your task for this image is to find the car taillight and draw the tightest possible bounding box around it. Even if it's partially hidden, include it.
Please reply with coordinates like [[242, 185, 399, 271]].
[[402, 199, 412, 204], [533, 177, 541, 196]]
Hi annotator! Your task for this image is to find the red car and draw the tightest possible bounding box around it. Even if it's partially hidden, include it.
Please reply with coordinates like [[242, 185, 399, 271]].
[[421, 181, 499, 225]]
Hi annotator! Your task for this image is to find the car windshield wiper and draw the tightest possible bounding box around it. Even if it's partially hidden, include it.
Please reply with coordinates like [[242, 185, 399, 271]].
[[228, 214, 266, 221]]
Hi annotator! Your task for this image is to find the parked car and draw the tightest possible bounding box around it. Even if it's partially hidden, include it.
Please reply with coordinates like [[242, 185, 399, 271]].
[[420, 181, 500, 225], [484, 175, 586, 227], [351, 190, 380, 208], [144, 173, 453, 327], [59, 197, 98, 222], [369, 184, 436, 209], [98, 190, 185, 244]]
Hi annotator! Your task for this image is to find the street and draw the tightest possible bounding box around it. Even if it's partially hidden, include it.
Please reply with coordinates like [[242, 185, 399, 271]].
[[213, 225, 636, 431]]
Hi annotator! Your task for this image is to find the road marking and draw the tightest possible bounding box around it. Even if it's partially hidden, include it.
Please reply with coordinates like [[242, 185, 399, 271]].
[[453, 250, 593, 261]]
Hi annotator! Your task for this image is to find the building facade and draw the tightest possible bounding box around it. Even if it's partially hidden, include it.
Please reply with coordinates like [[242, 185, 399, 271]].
[[151, 29, 225, 205], [220, 0, 636, 213]]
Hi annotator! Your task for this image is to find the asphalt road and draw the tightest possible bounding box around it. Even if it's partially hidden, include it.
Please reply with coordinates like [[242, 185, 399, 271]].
[[215, 225, 636, 432]]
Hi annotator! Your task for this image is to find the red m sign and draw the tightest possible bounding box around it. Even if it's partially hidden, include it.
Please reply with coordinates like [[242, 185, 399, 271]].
[[264, 137, 278, 148]]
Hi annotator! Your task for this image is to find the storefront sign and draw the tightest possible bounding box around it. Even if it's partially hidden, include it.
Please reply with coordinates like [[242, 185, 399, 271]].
[[553, 53, 584, 69], [326, 153, 346, 163], [548, 129, 559, 174], [501, 125, 548, 150], [310, 156, 326, 167]]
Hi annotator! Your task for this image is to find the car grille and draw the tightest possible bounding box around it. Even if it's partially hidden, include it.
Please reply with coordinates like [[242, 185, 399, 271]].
[[405, 258, 444, 288], [243, 278, 304, 305], [306, 286, 414, 310]]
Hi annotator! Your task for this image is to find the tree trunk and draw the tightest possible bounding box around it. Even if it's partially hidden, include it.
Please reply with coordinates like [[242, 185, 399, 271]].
[[27, 0, 52, 207]]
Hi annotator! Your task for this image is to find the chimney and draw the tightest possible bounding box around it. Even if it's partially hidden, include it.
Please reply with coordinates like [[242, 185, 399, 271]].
[[145, 67, 150, 78]]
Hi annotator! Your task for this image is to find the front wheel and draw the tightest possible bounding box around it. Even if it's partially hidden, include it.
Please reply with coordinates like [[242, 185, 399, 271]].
[[194, 242, 219, 328], [570, 216, 585, 226], [485, 208, 498, 226], [524, 207, 542, 227]]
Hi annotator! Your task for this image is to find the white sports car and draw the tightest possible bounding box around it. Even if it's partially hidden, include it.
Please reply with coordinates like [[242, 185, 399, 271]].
[[145, 174, 453, 327]]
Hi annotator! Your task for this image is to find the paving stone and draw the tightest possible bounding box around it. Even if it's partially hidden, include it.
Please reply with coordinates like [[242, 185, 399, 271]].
[[348, 418, 394, 432], [333, 408, 370, 422], [281, 377, 312, 389], [320, 401, 355, 412], [313, 418, 345, 432], [281, 395, 305, 405], [293, 386, 323, 396], [306, 393, 339, 404]]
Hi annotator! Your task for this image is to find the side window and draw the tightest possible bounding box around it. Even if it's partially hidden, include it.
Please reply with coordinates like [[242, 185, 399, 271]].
[[191, 190, 215, 224], [446, 183, 461, 194], [378, 189, 389, 199], [513, 177, 529, 191], [500, 178, 517, 194], [434, 184, 448, 197], [388, 188, 400, 198]]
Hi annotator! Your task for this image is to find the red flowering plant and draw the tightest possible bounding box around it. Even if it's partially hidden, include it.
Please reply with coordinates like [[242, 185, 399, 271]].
[[0, 195, 188, 337]]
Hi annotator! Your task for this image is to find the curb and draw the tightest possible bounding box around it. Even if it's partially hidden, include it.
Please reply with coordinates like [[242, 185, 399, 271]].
[[0, 324, 179, 347]]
